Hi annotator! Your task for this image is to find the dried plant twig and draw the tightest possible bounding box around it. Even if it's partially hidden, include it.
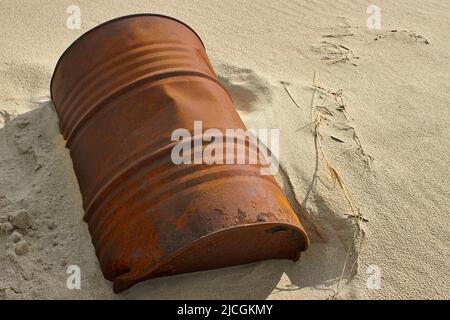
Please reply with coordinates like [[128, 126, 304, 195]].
[[307, 71, 366, 299], [282, 82, 302, 110]]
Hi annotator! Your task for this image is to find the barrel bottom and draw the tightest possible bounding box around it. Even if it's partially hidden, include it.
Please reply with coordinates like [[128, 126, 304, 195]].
[[111, 222, 307, 293]]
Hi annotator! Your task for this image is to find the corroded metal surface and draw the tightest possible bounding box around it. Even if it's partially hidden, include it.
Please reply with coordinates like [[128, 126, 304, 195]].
[[51, 14, 309, 293]]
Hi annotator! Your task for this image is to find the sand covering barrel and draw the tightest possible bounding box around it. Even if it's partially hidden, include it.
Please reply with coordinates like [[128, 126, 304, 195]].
[[50, 14, 309, 293]]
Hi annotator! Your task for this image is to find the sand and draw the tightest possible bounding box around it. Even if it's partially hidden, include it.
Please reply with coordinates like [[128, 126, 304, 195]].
[[0, 0, 448, 300]]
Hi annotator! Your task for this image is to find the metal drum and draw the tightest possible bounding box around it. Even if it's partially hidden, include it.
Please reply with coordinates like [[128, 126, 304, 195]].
[[51, 14, 309, 293]]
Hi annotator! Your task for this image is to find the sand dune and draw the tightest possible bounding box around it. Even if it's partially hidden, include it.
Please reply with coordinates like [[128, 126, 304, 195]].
[[0, 0, 449, 299]]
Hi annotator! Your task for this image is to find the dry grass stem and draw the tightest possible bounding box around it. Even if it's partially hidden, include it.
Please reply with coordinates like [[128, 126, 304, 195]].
[[307, 71, 366, 299]]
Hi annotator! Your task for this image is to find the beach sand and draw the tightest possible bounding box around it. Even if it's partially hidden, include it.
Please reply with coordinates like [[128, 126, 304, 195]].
[[0, 0, 448, 299]]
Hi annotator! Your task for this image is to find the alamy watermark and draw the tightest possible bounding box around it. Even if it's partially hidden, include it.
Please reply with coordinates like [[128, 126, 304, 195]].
[[66, 4, 81, 30], [66, 265, 81, 290], [366, 264, 382, 290], [171, 121, 280, 175], [367, 5, 381, 30]]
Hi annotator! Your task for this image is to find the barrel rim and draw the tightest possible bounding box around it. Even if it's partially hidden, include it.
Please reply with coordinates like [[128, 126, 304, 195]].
[[50, 13, 206, 102], [112, 221, 310, 293]]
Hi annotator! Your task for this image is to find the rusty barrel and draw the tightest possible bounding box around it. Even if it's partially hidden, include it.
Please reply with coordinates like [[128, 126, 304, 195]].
[[51, 14, 309, 293]]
